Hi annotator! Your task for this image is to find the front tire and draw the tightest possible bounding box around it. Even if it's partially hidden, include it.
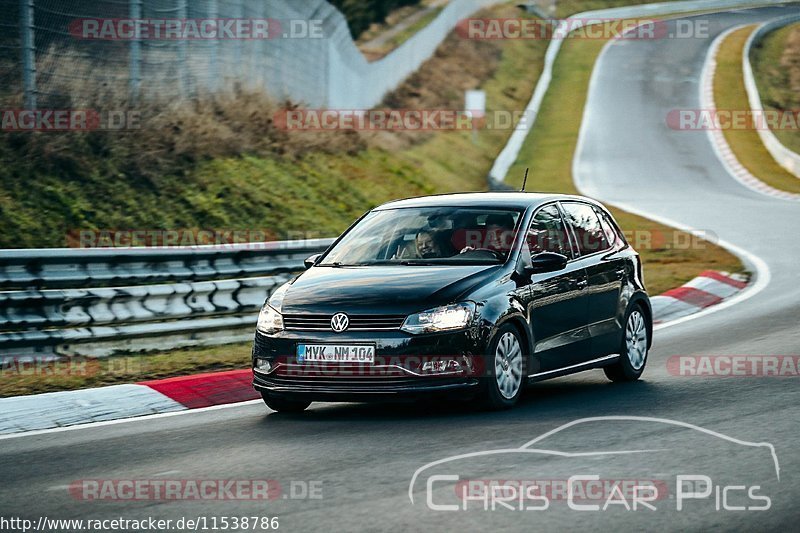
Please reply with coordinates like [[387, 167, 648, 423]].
[[261, 392, 311, 413], [604, 304, 649, 382], [480, 324, 527, 410]]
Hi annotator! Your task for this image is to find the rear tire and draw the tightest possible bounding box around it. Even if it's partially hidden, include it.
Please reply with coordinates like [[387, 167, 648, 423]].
[[480, 323, 527, 410], [261, 392, 311, 413], [604, 304, 649, 382]]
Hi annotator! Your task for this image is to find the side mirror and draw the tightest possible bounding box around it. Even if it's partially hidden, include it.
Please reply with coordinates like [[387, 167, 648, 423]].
[[525, 252, 568, 275], [304, 253, 322, 270]]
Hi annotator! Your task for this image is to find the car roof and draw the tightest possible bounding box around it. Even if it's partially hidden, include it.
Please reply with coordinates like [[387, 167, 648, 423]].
[[373, 192, 599, 211]]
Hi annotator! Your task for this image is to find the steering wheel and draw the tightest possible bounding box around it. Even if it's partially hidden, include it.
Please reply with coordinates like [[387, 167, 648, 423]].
[[463, 248, 506, 261]]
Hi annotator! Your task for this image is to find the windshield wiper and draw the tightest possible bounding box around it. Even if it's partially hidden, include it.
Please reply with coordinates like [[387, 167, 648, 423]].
[[398, 260, 437, 266], [318, 262, 366, 267], [321, 260, 496, 267]]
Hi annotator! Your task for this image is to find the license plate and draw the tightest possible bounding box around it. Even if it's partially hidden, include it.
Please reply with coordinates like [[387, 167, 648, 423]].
[[296, 344, 375, 364]]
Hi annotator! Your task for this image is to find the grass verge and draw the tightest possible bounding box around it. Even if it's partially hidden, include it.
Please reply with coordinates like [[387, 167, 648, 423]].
[[360, 6, 444, 59], [750, 21, 800, 155], [388, 7, 444, 48], [716, 26, 800, 193]]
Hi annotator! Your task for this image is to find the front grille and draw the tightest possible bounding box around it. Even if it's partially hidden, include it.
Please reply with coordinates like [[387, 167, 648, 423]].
[[282, 314, 406, 332]]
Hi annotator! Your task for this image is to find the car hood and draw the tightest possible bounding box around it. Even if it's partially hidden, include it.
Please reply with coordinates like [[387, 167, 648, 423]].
[[280, 264, 501, 315]]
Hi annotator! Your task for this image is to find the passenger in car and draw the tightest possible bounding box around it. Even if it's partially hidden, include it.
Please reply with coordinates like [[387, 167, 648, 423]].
[[415, 229, 455, 259]]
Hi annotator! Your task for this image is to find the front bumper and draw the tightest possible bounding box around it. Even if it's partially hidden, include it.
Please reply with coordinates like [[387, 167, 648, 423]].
[[252, 328, 486, 402]]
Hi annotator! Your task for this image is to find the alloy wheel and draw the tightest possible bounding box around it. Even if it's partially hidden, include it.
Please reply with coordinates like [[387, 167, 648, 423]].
[[494, 332, 523, 399], [625, 310, 648, 370]]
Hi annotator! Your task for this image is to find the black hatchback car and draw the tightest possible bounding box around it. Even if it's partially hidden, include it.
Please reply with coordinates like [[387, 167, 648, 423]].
[[252, 193, 652, 412]]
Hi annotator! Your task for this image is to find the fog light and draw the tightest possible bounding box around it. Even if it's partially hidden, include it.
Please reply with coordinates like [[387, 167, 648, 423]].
[[254, 358, 272, 374], [421, 359, 462, 374]]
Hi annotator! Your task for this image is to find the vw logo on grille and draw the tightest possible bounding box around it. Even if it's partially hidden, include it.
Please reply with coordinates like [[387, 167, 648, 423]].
[[330, 313, 350, 333]]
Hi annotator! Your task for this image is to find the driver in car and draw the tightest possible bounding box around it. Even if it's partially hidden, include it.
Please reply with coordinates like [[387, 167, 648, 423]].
[[460, 214, 516, 256]]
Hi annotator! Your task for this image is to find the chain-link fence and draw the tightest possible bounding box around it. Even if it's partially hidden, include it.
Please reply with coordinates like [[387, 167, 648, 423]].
[[0, 0, 499, 112], [0, 0, 334, 109]]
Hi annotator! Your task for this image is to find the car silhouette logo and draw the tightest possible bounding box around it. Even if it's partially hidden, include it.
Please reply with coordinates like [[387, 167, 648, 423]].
[[331, 313, 349, 333], [408, 416, 781, 505]]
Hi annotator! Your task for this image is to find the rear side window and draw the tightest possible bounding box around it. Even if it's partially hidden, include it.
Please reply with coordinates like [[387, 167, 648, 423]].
[[594, 207, 622, 247], [560, 202, 610, 256], [523, 204, 574, 260]]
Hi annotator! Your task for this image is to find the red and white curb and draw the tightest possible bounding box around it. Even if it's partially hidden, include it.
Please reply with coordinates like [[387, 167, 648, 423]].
[[0, 270, 749, 435], [701, 25, 800, 201], [651, 270, 748, 325], [0, 370, 257, 435]]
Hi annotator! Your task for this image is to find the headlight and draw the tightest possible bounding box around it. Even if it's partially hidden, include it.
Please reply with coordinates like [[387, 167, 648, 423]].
[[268, 282, 291, 310], [401, 302, 475, 334], [257, 282, 290, 335], [257, 304, 284, 335]]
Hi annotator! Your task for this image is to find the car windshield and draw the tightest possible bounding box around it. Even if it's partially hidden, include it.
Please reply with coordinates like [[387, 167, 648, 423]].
[[319, 207, 522, 266]]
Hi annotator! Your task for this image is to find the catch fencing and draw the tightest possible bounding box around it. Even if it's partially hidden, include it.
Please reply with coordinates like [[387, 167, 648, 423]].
[[0, 0, 499, 110]]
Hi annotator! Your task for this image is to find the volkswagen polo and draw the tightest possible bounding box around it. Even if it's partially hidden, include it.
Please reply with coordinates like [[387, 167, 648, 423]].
[[252, 193, 652, 412]]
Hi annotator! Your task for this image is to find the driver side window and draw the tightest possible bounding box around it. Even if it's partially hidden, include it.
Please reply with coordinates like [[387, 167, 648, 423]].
[[521, 205, 573, 266]]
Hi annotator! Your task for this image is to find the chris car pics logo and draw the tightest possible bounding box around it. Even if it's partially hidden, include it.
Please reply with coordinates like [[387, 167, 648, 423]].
[[409, 416, 779, 513]]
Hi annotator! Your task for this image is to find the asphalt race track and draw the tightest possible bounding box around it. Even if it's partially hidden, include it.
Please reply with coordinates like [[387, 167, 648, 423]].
[[2, 6, 799, 532]]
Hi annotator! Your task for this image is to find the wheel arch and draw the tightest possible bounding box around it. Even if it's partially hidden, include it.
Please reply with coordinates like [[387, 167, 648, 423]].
[[496, 313, 534, 365]]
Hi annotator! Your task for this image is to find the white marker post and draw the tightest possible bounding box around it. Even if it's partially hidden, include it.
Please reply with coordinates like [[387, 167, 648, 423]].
[[465, 89, 486, 144]]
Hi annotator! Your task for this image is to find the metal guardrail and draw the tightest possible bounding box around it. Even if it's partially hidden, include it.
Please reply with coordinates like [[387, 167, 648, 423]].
[[743, 13, 800, 179], [0, 239, 335, 358]]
